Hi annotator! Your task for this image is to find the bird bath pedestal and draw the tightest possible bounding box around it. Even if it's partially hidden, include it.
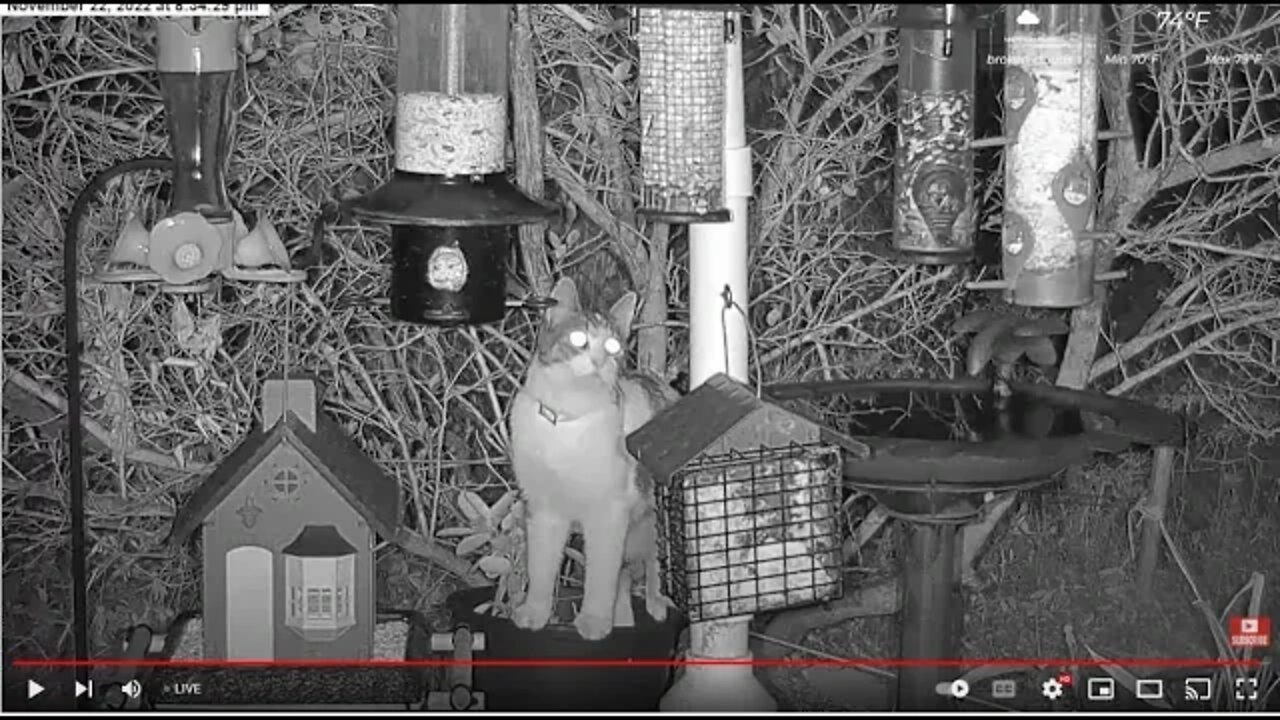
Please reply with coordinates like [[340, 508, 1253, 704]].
[[763, 377, 1180, 711]]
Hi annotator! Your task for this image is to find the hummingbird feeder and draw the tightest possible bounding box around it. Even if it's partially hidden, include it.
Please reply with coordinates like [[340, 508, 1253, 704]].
[[633, 5, 739, 224], [349, 4, 554, 326], [999, 4, 1101, 308], [893, 4, 978, 265], [95, 17, 304, 293]]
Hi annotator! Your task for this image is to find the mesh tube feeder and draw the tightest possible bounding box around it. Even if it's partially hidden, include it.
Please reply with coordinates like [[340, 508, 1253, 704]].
[[999, 4, 1101, 308], [634, 5, 739, 224], [893, 4, 979, 265], [350, 4, 554, 326]]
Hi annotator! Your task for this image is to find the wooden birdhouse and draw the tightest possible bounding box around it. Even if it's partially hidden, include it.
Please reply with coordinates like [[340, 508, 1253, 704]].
[[168, 376, 403, 661], [626, 373, 867, 623]]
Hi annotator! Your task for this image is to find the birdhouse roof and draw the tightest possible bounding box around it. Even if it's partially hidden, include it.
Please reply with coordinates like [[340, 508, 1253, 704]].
[[168, 412, 403, 545], [625, 373, 869, 481]]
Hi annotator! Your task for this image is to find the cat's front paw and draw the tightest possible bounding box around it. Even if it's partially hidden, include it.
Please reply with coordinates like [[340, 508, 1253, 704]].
[[573, 610, 613, 641], [645, 591, 672, 623], [511, 601, 553, 632]]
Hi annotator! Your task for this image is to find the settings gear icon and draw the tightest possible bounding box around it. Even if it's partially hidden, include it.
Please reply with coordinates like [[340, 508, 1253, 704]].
[[1041, 678, 1065, 700]]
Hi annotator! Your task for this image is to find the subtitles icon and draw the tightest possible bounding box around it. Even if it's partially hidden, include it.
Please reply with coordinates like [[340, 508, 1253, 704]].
[[991, 679, 1018, 699], [1184, 677, 1211, 701], [1087, 677, 1115, 701]]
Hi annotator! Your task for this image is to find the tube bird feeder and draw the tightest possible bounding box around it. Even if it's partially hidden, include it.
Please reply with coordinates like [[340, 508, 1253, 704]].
[[350, 4, 554, 326], [1000, 4, 1101, 308], [96, 17, 240, 290], [634, 5, 738, 224], [893, 4, 978, 264]]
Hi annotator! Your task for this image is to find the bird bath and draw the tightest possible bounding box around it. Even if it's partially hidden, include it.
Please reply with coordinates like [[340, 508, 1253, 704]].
[[760, 377, 1180, 710]]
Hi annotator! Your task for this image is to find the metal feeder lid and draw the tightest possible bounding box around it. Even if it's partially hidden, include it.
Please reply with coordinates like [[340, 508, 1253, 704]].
[[880, 4, 990, 30], [349, 172, 557, 228], [632, 4, 744, 11]]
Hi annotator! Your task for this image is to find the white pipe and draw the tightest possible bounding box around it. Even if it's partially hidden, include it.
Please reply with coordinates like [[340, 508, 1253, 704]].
[[660, 12, 778, 713]]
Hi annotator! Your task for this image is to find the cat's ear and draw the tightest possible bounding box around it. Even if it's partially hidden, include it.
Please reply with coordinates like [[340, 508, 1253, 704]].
[[547, 277, 579, 324], [608, 291, 638, 339]]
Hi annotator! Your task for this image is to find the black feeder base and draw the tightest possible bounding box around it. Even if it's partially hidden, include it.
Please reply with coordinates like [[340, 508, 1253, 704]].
[[389, 225, 508, 326], [350, 172, 556, 326]]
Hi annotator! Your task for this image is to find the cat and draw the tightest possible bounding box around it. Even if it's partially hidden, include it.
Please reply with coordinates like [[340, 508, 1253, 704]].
[[508, 276, 674, 641]]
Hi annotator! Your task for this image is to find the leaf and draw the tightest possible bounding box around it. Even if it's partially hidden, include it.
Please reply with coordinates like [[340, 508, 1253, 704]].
[[1, 18, 36, 35], [3, 51, 22, 93], [302, 13, 323, 38], [611, 60, 633, 82], [435, 527, 474, 538], [476, 555, 512, 578], [454, 533, 490, 557], [564, 547, 586, 566], [490, 490, 518, 521], [457, 490, 489, 524]]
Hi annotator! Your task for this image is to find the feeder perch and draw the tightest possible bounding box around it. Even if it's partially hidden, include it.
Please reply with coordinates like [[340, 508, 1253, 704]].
[[95, 17, 241, 292], [349, 4, 554, 326], [634, 5, 738, 224], [893, 4, 978, 264], [222, 213, 307, 284], [627, 374, 868, 624], [1001, 4, 1102, 308], [426, 627, 486, 711]]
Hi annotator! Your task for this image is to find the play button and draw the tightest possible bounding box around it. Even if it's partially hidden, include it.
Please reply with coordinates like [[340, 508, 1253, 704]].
[[27, 680, 45, 699]]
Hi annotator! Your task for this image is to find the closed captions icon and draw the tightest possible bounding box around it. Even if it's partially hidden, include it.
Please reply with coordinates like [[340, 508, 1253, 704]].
[[991, 679, 1017, 699]]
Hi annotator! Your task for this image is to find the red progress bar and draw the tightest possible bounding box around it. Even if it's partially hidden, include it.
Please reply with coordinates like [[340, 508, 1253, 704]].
[[9, 657, 1262, 669]]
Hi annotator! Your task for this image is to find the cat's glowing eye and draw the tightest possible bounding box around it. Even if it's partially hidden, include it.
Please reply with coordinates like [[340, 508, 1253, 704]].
[[569, 330, 588, 348], [603, 337, 622, 355]]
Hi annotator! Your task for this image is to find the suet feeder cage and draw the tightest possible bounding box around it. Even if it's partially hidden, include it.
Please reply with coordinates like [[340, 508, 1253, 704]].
[[94, 18, 305, 291], [1001, 4, 1101, 308], [634, 5, 738, 224], [350, 4, 554, 326], [628, 374, 855, 624], [893, 4, 978, 264]]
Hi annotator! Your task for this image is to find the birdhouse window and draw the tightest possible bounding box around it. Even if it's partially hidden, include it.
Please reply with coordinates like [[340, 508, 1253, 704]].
[[282, 525, 358, 640], [306, 587, 334, 619], [270, 466, 303, 500]]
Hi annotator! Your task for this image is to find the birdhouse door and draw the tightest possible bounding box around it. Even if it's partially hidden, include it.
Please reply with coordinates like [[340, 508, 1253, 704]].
[[224, 545, 275, 659]]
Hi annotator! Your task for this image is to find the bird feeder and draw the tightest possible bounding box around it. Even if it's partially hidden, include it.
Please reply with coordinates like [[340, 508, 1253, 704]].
[[1000, 4, 1101, 308], [634, 5, 738, 224], [350, 4, 554, 326], [96, 18, 304, 292], [893, 4, 978, 264], [628, 374, 856, 625]]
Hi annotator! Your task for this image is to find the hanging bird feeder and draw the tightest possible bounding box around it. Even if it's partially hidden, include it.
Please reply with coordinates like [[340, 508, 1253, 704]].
[[893, 4, 978, 264], [350, 4, 554, 326], [998, 4, 1101, 308], [634, 5, 738, 224], [94, 17, 304, 292]]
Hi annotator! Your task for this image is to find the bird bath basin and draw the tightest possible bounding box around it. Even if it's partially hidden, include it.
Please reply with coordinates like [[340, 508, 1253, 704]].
[[760, 377, 1180, 710]]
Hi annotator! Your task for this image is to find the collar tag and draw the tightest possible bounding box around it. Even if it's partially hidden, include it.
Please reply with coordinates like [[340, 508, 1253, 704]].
[[537, 402, 560, 425]]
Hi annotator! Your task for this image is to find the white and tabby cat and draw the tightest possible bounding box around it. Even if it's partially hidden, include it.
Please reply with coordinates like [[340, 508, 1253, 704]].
[[508, 277, 674, 641]]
